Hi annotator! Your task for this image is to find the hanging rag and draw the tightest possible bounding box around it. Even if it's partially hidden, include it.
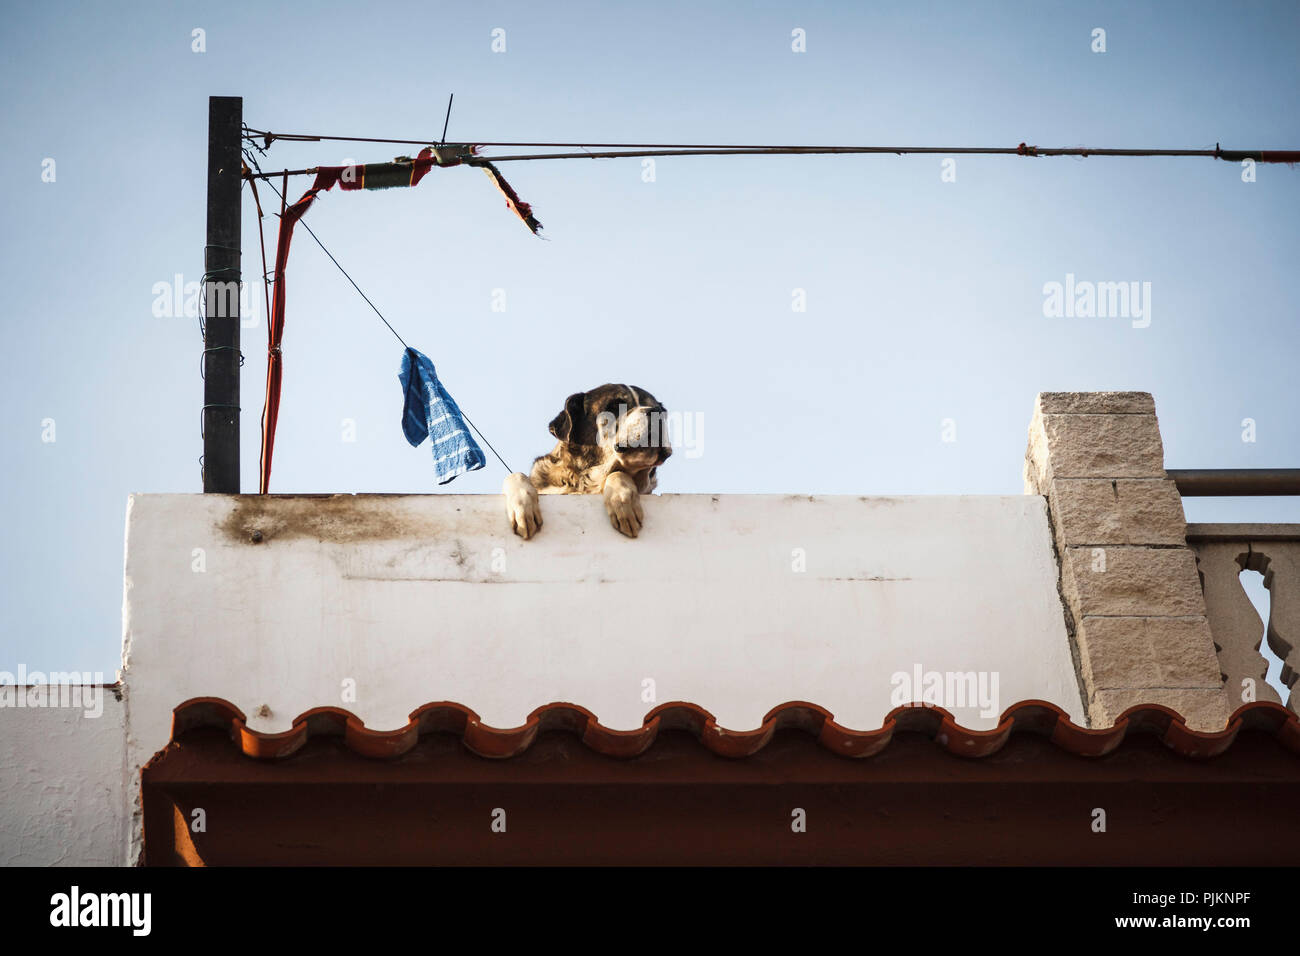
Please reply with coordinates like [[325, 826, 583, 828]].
[[480, 161, 544, 235], [399, 347, 486, 484]]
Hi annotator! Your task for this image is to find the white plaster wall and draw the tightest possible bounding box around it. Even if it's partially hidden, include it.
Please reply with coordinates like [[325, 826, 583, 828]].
[[122, 492, 1082, 861], [124, 492, 1083, 732], [0, 686, 126, 866]]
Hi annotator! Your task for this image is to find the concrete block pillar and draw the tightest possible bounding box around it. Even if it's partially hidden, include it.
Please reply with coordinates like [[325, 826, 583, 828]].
[[1024, 392, 1231, 731]]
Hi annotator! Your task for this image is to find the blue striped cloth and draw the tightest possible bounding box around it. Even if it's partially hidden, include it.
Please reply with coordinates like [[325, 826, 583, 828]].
[[399, 347, 486, 484]]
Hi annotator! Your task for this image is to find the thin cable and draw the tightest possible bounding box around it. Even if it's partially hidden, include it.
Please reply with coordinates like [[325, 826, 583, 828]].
[[292, 206, 410, 348], [242, 156, 274, 334], [480, 145, 1224, 162], [244, 128, 1196, 150], [241, 142, 1298, 180], [242, 141, 281, 488], [242, 128, 1295, 156], [245, 127, 834, 147]]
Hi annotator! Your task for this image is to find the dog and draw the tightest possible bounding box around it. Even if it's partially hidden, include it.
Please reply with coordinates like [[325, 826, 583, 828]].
[[504, 384, 672, 539]]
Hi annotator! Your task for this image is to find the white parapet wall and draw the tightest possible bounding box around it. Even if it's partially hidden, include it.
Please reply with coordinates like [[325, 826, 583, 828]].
[[0, 685, 125, 866], [121, 491, 1083, 861]]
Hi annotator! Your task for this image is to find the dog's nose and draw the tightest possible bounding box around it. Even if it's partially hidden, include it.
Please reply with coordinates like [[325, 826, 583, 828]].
[[657, 445, 672, 462]]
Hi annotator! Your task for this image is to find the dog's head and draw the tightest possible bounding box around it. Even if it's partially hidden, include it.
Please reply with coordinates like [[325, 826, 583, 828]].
[[548, 384, 672, 471]]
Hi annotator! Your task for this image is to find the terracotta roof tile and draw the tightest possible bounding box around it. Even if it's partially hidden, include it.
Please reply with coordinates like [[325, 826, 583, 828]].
[[167, 698, 1300, 762]]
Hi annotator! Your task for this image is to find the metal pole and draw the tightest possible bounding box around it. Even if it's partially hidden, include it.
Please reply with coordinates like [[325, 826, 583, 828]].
[[203, 95, 242, 492], [1168, 469, 1300, 496]]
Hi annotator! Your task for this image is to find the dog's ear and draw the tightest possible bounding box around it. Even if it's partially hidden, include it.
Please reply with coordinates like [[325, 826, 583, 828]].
[[548, 392, 587, 443]]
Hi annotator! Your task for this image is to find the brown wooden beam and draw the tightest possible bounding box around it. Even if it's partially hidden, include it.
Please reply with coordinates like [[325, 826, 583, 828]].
[[142, 726, 1300, 866]]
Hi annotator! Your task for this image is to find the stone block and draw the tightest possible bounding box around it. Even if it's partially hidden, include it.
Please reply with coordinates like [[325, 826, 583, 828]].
[[1092, 687, 1231, 732], [1046, 478, 1186, 546], [1037, 392, 1155, 415], [1060, 545, 1207, 618], [1076, 616, 1223, 690], [1027, 412, 1167, 486]]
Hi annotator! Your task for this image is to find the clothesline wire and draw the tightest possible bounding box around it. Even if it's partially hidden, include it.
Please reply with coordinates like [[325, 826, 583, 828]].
[[239, 142, 1299, 180], [242, 144, 515, 476], [241, 128, 1266, 154]]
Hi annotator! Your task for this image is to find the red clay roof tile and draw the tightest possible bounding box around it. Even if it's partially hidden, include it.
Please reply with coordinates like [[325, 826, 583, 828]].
[[166, 698, 1300, 762]]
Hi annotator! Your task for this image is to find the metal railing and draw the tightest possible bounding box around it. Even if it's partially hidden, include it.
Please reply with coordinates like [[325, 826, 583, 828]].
[[1169, 469, 1300, 496]]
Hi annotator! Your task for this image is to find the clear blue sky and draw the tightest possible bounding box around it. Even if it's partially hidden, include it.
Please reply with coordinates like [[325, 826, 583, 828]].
[[2, 0, 1297, 677]]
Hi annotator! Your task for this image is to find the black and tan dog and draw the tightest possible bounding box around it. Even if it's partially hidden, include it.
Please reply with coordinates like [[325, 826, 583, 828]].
[[504, 384, 672, 539]]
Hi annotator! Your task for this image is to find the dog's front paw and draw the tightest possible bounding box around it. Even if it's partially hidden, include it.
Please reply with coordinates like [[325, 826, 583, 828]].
[[603, 472, 643, 538], [503, 472, 542, 539]]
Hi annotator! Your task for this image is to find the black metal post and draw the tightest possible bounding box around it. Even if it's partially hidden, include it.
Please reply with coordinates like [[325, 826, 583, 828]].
[[203, 95, 242, 492]]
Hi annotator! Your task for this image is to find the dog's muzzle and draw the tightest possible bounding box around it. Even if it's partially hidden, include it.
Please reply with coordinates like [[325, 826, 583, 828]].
[[616, 441, 671, 460], [616, 407, 671, 458]]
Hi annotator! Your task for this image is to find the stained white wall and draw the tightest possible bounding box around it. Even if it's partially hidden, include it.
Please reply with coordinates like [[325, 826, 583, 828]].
[[0, 686, 125, 866], [120, 491, 1083, 861]]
